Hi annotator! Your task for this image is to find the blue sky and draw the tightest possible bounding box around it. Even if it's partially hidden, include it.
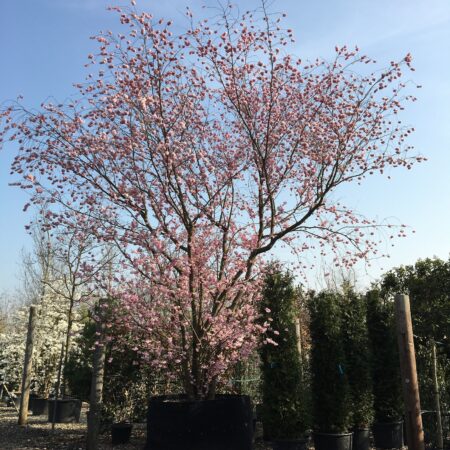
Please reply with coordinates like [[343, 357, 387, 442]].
[[1, 0, 449, 292]]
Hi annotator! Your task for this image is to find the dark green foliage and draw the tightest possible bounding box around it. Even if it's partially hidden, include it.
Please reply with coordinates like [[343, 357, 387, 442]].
[[308, 291, 351, 433], [380, 258, 450, 413], [259, 268, 310, 440], [64, 316, 152, 422], [64, 321, 96, 401], [366, 289, 403, 423], [341, 288, 374, 428]]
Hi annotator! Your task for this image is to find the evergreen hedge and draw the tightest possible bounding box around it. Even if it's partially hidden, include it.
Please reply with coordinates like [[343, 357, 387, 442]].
[[366, 289, 403, 423], [259, 267, 310, 440], [309, 291, 351, 433], [341, 288, 374, 429]]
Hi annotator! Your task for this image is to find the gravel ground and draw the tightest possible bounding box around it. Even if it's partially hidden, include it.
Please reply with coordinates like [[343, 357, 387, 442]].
[[0, 403, 146, 450], [0, 402, 272, 450]]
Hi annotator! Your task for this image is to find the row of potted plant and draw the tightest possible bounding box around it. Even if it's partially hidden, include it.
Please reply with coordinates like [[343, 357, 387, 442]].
[[258, 268, 405, 450]]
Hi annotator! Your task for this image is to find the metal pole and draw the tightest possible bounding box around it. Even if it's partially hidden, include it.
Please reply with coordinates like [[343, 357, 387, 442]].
[[394, 293, 425, 450], [18, 305, 37, 425]]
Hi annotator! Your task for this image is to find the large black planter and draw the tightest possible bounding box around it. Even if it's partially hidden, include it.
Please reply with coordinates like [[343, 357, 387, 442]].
[[112, 423, 133, 445], [47, 399, 82, 423], [352, 428, 370, 450], [372, 421, 403, 449], [146, 394, 253, 450], [271, 438, 308, 450], [314, 432, 353, 450], [31, 397, 48, 416]]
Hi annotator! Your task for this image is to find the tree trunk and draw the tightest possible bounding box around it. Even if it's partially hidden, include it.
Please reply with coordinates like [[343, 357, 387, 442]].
[[61, 297, 74, 397], [87, 316, 106, 450], [18, 305, 37, 426]]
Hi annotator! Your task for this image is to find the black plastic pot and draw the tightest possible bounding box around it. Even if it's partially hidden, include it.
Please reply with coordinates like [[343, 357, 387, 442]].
[[47, 398, 82, 423], [146, 394, 253, 450], [271, 438, 308, 450], [313, 432, 353, 450], [352, 428, 370, 450], [372, 421, 403, 449], [31, 397, 48, 415], [112, 423, 133, 445]]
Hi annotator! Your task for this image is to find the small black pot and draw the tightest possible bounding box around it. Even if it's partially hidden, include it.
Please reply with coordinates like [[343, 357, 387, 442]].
[[314, 432, 353, 450], [372, 421, 403, 449], [271, 438, 308, 450], [31, 397, 48, 415], [146, 394, 253, 450], [112, 423, 133, 445], [47, 398, 82, 423], [352, 428, 370, 450]]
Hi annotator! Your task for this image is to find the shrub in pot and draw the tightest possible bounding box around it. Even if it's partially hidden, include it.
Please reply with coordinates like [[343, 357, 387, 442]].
[[341, 288, 374, 450], [366, 290, 403, 449], [101, 389, 135, 445], [309, 291, 352, 450], [258, 268, 310, 450]]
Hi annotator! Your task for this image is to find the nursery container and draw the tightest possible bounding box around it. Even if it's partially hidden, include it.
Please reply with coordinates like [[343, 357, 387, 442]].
[[112, 422, 133, 445], [146, 394, 253, 450], [372, 421, 403, 449], [31, 397, 48, 415], [313, 431, 353, 450], [47, 398, 82, 423], [352, 428, 370, 450]]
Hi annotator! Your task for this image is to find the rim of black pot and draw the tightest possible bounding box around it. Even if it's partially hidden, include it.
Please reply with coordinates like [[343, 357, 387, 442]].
[[149, 393, 251, 402], [373, 420, 403, 425], [313, 431, 353, 437]]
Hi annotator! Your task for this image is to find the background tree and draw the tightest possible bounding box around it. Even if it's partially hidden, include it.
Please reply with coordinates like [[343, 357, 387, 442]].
[[258, 265, 310, 440], [380, 258, 450, 444], [1, 2, 422, 399]]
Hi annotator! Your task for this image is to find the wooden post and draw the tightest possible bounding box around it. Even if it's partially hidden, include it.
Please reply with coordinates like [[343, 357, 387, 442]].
[[394, 294, 425, 450], [86, 316, 106, 450], [431, 339, 444, 449], [295, 317, 304, 378], [18, 305, 37, 426]]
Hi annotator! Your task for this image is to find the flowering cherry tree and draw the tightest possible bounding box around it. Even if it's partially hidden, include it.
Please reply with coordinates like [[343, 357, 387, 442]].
[[1, 3, 423, 399]]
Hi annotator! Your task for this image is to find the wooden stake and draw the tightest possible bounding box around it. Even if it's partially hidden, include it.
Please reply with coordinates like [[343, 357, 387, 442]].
[[86, 315, 106, 450], [431, 339, 444, 449], [18, 305, 37, 426], [394, 294, 425, 450]]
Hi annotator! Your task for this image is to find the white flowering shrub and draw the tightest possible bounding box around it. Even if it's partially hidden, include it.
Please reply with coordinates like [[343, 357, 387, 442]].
[[0, 290, 82, 396]]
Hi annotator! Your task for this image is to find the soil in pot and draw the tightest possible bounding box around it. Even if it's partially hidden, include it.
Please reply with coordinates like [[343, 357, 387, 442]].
[[31, 397, 48, 416], [112, 423, 133, 445], [146, 394, 253, 450], [313, 432, 353, 450], [47, 398, 82, 423], [372, 421, 403, 449], [271, 438, 308, 450], [352, 428, 370, 450]]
